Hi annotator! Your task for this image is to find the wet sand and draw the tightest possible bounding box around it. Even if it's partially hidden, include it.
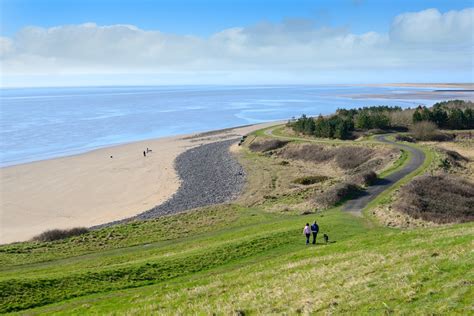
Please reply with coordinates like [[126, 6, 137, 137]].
[[343, 83, 474, 102]]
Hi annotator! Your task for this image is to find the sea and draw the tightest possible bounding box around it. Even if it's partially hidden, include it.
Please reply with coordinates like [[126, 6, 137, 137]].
[[0, 85, 458, 167]]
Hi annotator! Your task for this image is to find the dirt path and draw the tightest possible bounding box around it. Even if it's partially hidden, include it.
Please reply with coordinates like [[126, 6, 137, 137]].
[[264, 127, 426, 215]]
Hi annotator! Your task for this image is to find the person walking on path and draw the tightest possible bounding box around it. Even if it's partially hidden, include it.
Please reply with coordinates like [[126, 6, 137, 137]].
[[303, 223, 311, 245], [143, 150, 146, 157], [311, 221, 319, 245]]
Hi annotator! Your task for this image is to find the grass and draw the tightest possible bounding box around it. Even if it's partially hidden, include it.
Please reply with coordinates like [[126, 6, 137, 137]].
[[1, 125, 472, 314], [3, 208, 472, 315]]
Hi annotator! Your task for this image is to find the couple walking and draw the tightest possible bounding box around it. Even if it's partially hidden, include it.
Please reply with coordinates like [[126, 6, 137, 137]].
[[303, 221, 319, 245]]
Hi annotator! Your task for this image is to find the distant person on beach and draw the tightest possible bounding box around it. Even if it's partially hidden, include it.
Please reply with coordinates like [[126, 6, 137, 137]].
[[143, 151, 146, 157], [311, 221, 319, 244], [303, 223, 311, 245]]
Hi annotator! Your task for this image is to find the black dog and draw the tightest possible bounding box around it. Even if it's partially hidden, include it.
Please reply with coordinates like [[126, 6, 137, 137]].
[[323, 234, 329, 244]]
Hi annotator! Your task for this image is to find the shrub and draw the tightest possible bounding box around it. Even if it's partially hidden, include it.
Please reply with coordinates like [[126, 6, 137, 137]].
[[351, 170, 378, 186], [444, 150, 469, 162], [395, 134, 416, 143], [279, 144, 335, 163], [278, 144, 375, 170], [409, 121, 446, 141], [388, 109, 415, 128], [293, 175, 329, 185], [248, 139, 289, 152], [439, 149, 469, 169], [32, 227, 89, 242], [394, 174, 474, 223], [316, 182, 363, 207], [333, 146, 374, 169]]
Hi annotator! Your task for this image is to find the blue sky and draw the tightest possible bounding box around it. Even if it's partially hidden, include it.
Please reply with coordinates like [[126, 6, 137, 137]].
[[1, 0, 471, 36], [0, 0, 473, 86]]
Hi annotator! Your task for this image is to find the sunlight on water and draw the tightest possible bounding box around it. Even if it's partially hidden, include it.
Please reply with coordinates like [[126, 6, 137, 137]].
[[0, 85, 447, 166]]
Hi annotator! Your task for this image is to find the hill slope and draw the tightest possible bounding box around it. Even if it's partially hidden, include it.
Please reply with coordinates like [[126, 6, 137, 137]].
[[0, 126, 472, 315]]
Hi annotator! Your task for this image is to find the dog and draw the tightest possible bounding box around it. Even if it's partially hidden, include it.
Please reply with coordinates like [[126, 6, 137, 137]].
[[323, 234, 329, 244]]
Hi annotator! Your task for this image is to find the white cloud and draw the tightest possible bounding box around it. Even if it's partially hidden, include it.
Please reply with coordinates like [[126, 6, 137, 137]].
[[390, 8, 474, 45], [1, 7, 473, 86]]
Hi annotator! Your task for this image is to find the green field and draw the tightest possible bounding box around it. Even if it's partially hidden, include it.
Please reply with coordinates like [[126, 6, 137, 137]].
[[1, 126, 472, 315]]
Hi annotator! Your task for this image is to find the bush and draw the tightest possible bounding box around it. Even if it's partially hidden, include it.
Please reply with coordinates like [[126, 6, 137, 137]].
[[248, 139, 289, 152], [279, 144, 335, 163], [333, 146, 375, 169], [278, 144, 375, 170], [409, 121, 444, 141], [32, 227, 89, 242], [439, 149, 469, 169], [351, 170, 378, 186], [293, 175, 329, 185], [394, 174, 474, 223], [316, 182, 363, 207], [395, 134, 416, 143], [388, 109, 415, 128]]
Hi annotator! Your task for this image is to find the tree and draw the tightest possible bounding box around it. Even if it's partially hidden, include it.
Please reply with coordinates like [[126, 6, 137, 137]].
[[431, 107, 448, 128], [304, 117, 315, 134], [371, 113, 390, 129], [413, 109, 423, 123], [420, 107, 432, 121], [447, 109, 466, 129], [355, 111, 371, 129], [464, 108, 474, 129], [334, 119, 352, 139]]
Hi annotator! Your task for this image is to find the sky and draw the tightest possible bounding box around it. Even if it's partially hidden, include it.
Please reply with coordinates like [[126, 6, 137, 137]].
[[0, 0, 473, 87]]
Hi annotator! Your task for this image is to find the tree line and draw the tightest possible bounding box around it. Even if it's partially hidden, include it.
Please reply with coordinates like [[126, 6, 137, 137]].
[[413, 100, 474, 129], [290, 101, 473, 140]]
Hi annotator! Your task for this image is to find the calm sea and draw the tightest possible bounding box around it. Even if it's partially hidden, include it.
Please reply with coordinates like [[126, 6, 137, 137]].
[[0, 85, 450, 167]]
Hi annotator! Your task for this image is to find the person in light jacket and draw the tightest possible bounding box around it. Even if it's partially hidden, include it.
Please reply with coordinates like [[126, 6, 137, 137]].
[[303, 223, 311, 245]]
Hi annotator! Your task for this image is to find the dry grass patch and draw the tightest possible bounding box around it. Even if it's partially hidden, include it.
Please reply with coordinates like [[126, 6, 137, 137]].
[[235, 146, 339, 213], [394, 174, 474, 224], [276, 143, 396, 174], [428, 139, 474, 181], [333, 146, 375, 169], [248, 139, 289, 152], [372, 204, 439, 229], [315, 182, 364, 208]]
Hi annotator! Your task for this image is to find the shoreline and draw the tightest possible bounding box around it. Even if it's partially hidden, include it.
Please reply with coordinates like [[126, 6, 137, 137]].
[[0, 121, 279, 244], [0, 123, 257, 169]]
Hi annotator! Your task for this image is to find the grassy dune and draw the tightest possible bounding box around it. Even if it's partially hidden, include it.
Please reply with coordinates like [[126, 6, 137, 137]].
[[1, 207, 472, 315], [1, 126, 472, 315]]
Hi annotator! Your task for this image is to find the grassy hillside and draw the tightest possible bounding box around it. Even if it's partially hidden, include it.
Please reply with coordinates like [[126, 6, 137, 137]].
[[1, 126, 472, 315]]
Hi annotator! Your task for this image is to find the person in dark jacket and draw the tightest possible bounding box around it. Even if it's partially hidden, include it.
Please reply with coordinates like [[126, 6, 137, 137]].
[[311, 221, 319, 244]]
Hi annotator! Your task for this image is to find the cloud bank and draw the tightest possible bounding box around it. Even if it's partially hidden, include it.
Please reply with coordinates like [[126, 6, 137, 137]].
[[1, 8, 473, 86]]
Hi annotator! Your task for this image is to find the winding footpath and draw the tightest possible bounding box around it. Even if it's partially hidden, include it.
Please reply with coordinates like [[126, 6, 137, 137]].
[[264, 127, 426, 215], [343, 135, 425, 215]]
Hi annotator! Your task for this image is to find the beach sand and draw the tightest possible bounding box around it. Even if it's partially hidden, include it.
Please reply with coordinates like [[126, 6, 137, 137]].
[[0, 122, 278, 244], [342, 83, 474, 102]]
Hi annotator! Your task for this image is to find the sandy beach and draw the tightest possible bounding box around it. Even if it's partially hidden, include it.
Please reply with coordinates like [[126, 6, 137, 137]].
[[343, 83, 474, 101], [0, 122, 277, 244]]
